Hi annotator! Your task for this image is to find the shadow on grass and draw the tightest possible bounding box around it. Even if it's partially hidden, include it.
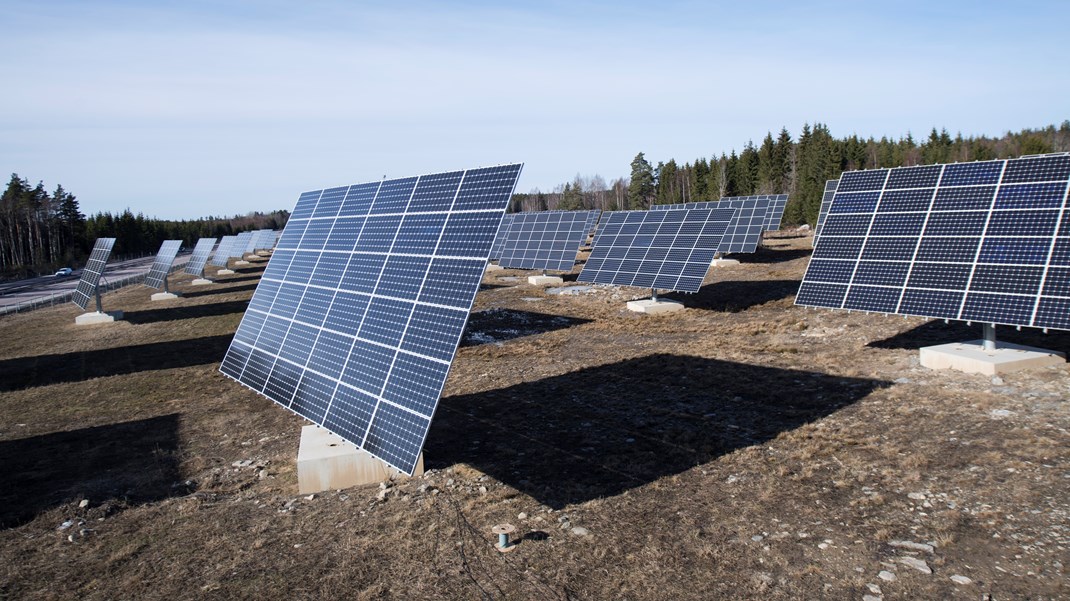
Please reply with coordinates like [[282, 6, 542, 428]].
[[177, 283, 258, 299], [233, 265, 266, 275], [124, 300, 249, 324], [205, 274, 262, 285], [869, 319, 1070, 356], [461, 309, 592, 348], [0, 335, 233, 392], [663, 279, 799, 313], [0, 414, 185, 529], [426, 354, 888, 508], [738, 247, 812, 264]]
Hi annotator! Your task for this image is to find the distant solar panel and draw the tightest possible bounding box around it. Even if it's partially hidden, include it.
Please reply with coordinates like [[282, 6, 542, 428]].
[[185, 238, 217, 277], [498, 210, 599, 271], [72, 238, 116, 310], [756, 194, 789, 231], [488, 213, 516, 260], [650, 194, 787, 232], [247, 229, 273, 252], [211, 236, 237, 267], [797, 154, 1070, 331], [582, 209, 602, 243], [650, 198, 768, 254], [813, 179, 839, 247], [578, 208, 736, 292], [220, 164, 523, 474], [144, 240, 183, 290], [231, 232, 254, 258]]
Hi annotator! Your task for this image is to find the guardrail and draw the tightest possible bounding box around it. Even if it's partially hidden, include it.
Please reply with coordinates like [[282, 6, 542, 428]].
[[0, 263, 185, 318]]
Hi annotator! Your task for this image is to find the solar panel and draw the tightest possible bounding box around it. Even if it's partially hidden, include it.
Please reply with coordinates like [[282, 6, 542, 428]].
[[498, 210, 599, 271], [219, 164, 523, 474], [578, 208, 736, 293], [650, 198, 768, 254], [757, 194, 789, 231], [72, 237, 116, 310], [211, 235, 237, 267], [185, 238, 217, 277], [796, 153, 1070, 331], [650, 195, 787, 232], [582, 209, 602, 243], [144, 240, 183, 289], [813, 179, 839, 247], [230, 232, 254, 258], [247, 229, 273, 253], [488, 213, 516, 260]]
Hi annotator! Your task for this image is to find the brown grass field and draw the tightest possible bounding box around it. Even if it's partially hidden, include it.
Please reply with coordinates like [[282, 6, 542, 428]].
[[1, 233, 1068, 600]]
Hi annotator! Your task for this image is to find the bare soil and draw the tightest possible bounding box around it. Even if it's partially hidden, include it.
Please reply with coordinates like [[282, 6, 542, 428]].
[[1, 235, 1067, 600]]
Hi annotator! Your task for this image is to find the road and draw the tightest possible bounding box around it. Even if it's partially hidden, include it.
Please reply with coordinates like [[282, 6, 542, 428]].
[[0, 254, 191, 311]]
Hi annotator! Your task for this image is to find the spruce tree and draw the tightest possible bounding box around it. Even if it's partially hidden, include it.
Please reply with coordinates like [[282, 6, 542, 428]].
[[627, 153, 655, 209]]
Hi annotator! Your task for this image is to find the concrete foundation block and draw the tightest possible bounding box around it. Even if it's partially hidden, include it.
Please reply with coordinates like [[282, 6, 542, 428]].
[[296, 425, 423, 494], [485, 263, 504, 272], [547, 285, 593, 296], [711, 258, 740, 266], [150, 292, 181, 301], [528, 275, 564, 286], [216, 269, 235, 275], [190, 278, 212, 286], [920, 340, 1066, 375], [626, 299, 685, 314], [234, 260, 250, 266], [75, 310, 124, 325]]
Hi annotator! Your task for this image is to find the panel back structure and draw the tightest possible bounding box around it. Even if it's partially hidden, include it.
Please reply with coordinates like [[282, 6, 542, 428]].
[[796, 153, 1070, 331], [488, 213, 516, 260], [144, 240, 183, 289], [578, 208, 736, 292], [230, 232, 254, 258], [812, 179, 839, 247], [211, 236, 237, 267], [498, 210, 600, 271], [185, 238, 217, 277], [219, 164, 524, 474], [72, 237, 116, 310]]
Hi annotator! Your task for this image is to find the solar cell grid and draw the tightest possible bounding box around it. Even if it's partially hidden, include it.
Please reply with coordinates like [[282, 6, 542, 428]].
[[144, 240, 183, 289], [211, 236, 237, 267], [498, 210, 598, 271], [230, 232, 254, 258], [220, 164, 523, 474], [488, 213, 516, 260], [813, 180, 839, 246], [650, 194, 788, 231], [185, 238, 217, 276], [72, 238, 116, 310], [796, 153, 1070, 331]]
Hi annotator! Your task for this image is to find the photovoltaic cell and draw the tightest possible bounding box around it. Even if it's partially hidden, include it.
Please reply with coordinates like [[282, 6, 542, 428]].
[[578, 208, 736, 293], [230, 232, 254, 258], [144, 240, 183, 289], [211, 236, 238, 267], [72, 238, 116, 310], [797, 153, 1070, 331], [219, 164, 523, 474], [498, 210, 599, 271], [185, 238, 217, 277], [813, 179, 839, 247], [488, 213, 516, 260], [650, 194, 788, 232], [650, 198, 769, 254]]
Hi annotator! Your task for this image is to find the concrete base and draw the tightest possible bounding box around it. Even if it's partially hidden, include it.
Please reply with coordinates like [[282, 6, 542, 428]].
[[626, 298, 685, 314], [191, 278, 212, 286], [216, 269, 235, 275], [920, 340, 1066, 375], [547, 285, 593, 296], [150, 291, 181, 301], [711, 258, 740, 266], [75, 310, 124, 325], [234, 260, 250, 266], [296, 425, 424, 494], [485, 263, 504, 272], [257, 251, 271, 257], [528, 275, 564, 286]]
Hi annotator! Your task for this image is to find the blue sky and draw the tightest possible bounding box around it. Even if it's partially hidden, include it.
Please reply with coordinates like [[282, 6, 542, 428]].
[[2, 1, 1067, 219]]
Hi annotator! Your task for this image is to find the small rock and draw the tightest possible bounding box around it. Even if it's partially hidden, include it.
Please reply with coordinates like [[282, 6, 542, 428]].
[[379, 482, 388, 490], [570, 527, 588, 536], [989, 409, 1014, 418], [818, 542, 829, 549], [889, 540, 934, 553], [991, 376, 1004, 385], [305, 494, 315, 501], [907, 492, 926, 500], [950, 575, 972, 585], [751, 535, 765, 542], [867, 584, 881, 594], [78, 499, 90, 509], [258, 469, 268, 480], [863, 596, 882, 601], [898, 556, 932, 574], [518, 512, 528, 520], [893, 377, 911, 384], [376, 489, 388, 501], [58, 520, 74, 531], [478, 486, 487, 494], [877, 570, 897, 582]]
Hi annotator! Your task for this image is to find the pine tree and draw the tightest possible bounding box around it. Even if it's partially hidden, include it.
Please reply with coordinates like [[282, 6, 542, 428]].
[[627, 153, 655, 209]]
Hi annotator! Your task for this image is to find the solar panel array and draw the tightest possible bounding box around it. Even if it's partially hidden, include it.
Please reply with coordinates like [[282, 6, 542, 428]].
[[797, 153, 1070, 331], [211, 235, 237, 267], [185, 238, 217, 276], [72, 238, 116, 310], [247, 229, 275, 252], [144, 240, 183, 289], [488, 213, 516, 260], [231, 232, 254, 258], [812, 179, 839, 247], [581, 209, 602, 243], [498, 210, 599, 271], [712, 197, 770, 253], [578, 208, 736, 293], [219, 164, 523, 474], [650, 194, 788, 231]]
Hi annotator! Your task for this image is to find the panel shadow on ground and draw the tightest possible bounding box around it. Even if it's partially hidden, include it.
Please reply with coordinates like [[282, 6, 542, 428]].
[[0, 414, 184, 529], [0, 335, 233, 392], [870, 320, 1070, 355], [736, 247, 813, 264], [461, 309, 592, 348], [663, 279, 799, 313], [427, 354, 888, 508], [124, 300, 250, 324], [180, 283, 259, 298]]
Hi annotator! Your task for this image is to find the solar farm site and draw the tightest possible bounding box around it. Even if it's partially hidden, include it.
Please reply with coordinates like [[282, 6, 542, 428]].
[[1, 209, 1068, 599]]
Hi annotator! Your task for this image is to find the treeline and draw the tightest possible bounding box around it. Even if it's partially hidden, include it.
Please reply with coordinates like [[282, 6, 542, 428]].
[[513, 121, 1070, 227], [1, 173, 288, 279]]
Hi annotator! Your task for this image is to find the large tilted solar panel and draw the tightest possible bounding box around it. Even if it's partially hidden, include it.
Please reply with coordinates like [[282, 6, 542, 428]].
[[796, 153, 1070, 331], [185, 238, 217, 276], [219, 164, 523, 474], [230, 231, 254, 258], [144, 240, 183, 289], [211, 235, 237, 267], [72, 237, 116, 310], [812, 179, 839, 246], [498, 210, 599, 271], [488, 213, 516, 260], [578, 208, 736, 293]]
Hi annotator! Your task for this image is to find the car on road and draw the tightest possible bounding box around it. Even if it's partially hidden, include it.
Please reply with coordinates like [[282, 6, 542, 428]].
[[54, 267, 73, 277]]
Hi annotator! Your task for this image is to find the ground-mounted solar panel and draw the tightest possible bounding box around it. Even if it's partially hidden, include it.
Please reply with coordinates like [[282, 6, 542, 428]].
[[247, 229, 273, 252], [488, 213, 516, 260], [649, 198, 768, 254], [756, 194, 789, 231], [72, 237, 116, 310], [211, 235, 237, 267], [582, 209, 602, 242], [219, 163, 523, 474], [498, 210, 600, 271], [578, 208, 736, 293], [797, 153, 1070, 331], [144, 240, 183, 290], [813, 179, 839, 246], [185, 238, 217, 277], [230, 232, 254, 258]]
